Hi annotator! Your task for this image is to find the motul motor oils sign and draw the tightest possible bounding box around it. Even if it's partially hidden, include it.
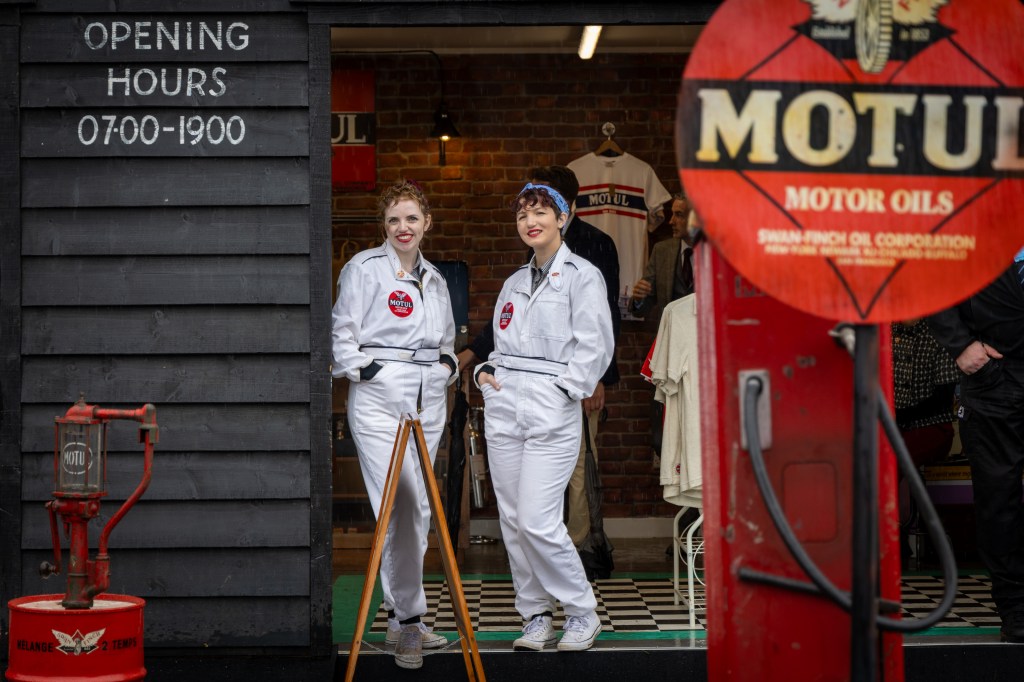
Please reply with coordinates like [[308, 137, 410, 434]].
[[678, 0, 1024, 322]]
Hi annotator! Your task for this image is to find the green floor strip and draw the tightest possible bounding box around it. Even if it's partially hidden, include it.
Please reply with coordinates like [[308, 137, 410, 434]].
[[912, 627, 1000, 637], [334, 574, 383, 643]]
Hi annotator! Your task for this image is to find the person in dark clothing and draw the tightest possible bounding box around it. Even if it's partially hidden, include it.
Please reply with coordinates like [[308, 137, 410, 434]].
[[927, 255, 1024, 643], [458, 165, 620, 550], [891, 319, 959, 567]]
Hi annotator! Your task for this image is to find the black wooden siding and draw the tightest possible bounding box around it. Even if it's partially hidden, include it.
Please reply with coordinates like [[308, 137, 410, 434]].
[[14, 3, 328, 651], [0, 0, 719, 662], [0, 6, 24, 660]]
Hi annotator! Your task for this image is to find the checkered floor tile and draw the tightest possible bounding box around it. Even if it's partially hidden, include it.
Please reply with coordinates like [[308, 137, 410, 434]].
[[899, 574, 1000, 628], [366, 573, 998, 634]]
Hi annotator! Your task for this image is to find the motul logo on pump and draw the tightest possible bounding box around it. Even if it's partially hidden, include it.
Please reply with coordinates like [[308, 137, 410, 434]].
[[61, 441, 91, 476], [678, 0, 1024, 323], [387, 290, 413, 317], [499, 302, 514, 330]]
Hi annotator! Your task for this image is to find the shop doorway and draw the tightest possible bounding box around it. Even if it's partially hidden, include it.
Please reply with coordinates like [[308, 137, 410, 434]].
[[325, 21, 704, 644]]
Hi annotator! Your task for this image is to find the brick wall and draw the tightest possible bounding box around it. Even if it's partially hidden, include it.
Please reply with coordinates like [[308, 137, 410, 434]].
[[331, 51, 689, 519]]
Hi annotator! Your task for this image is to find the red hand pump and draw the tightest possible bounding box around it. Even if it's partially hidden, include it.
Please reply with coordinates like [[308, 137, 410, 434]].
[[41, 394, 158, 609]]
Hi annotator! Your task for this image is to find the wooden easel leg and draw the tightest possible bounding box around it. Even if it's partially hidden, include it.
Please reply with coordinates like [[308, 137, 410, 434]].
[[411, 418, 487, 682], [344, 417, 412, 682]]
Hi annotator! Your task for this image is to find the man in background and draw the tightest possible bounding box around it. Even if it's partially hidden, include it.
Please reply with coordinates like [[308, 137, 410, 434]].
[[629, 193, 695, 323]]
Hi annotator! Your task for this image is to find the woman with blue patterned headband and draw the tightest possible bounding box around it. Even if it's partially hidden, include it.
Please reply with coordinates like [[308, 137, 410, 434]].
[[473, 183, 614, 652]]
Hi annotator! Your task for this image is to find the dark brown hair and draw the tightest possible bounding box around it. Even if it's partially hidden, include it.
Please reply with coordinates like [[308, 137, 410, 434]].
[[511, 186, 560, 215], [527, 165, 580, 205]]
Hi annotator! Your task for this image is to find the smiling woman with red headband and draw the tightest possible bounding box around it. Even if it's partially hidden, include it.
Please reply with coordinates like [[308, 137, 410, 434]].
[[474, 183, 614, 653]]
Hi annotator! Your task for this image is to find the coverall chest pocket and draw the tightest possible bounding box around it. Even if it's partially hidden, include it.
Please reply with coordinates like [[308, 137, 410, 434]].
[[529, 292, 570, 341], [423, 282, 444, 335]]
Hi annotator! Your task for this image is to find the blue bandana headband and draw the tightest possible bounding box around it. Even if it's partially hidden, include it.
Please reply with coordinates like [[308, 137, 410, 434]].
[[518, 182, 570, 217]]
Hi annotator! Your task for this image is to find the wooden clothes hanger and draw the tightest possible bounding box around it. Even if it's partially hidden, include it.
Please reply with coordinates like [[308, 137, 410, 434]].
[[595, 121, 623, 157]]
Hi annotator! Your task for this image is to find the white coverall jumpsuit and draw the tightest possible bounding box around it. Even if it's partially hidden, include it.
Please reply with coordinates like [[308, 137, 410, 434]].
[[475, 242, 614, 620], [331, 241, 457, 621]]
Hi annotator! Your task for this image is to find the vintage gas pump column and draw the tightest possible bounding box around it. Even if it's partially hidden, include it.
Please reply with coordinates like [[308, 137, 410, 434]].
[[6, 396, 157, 682], [678, 2, 1024, 681]]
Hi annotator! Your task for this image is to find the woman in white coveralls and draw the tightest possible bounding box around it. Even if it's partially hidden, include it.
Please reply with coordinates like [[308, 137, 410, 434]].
[[331, 180, 457, 671], [475, 183, 614, 652]]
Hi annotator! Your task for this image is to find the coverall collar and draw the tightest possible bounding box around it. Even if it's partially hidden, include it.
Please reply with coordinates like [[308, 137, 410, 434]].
[[383, 240, 427, 284], [515, 242, 570, 297]]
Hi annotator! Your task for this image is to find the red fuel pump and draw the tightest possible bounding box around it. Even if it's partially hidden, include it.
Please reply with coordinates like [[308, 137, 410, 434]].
[[696, 248, 906, 681], [6, 395, 157, 682], [678, 3, 1023, 679]]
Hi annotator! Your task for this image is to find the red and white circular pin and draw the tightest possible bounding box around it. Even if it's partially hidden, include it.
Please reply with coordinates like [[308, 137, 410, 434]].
[[498, 302, 514, 330], [387, 290, 414, 317], [678, 0, 1024, 322]]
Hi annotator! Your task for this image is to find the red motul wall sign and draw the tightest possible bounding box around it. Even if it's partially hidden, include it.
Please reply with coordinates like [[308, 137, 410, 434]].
[[678, 0, 1024, 322], [332, 68, 376, 191]]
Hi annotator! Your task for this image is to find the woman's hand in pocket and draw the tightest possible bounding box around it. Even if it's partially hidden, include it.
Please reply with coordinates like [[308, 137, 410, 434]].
[[477, 371, 501, 391]]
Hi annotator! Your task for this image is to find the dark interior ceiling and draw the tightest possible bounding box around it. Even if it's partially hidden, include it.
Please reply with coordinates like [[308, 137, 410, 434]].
[[331, 25, 702, 55]]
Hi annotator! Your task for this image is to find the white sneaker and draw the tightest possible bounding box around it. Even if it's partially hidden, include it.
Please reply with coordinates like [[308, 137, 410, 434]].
[[513, 614, 557, 651], [385, 618, 448, 649], [557, 612, 602, 651]]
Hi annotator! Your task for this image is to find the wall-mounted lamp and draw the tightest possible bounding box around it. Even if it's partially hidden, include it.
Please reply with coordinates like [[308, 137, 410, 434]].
[[430, 102, 461, 166], [429, 52, 461, 166], [578, 25, 603, 60]]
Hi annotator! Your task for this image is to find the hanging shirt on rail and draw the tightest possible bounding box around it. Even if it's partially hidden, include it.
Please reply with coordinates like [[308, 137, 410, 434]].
[[568, 152, 671, 318], [648, 294, 701, 508]]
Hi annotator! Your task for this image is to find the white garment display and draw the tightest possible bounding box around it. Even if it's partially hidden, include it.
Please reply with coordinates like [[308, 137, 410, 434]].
[[648, 294, 702, 507], [568, 152, 671, 314]]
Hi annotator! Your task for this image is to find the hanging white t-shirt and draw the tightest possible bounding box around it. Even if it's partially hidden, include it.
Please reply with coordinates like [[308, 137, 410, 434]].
[[568, 152, 671, 316], [649, 294, 701, 508]]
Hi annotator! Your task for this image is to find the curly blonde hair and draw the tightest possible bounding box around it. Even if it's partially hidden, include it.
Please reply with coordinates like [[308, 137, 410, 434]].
[[377, 179, 432, 227]]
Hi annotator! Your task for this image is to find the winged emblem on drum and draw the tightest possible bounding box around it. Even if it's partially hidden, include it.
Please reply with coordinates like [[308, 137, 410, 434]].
[[52, 628, 105, 656]]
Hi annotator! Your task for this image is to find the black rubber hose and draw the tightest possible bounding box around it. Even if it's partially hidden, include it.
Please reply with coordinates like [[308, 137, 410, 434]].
[[742, 375, 854, 609], [742, 376, 959, 632], [737, 565, 902, 614], [876, 387, 959, 631]]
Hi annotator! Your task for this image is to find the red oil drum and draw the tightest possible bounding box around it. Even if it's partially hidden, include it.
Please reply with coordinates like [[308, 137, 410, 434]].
[[6, 594, 145, 682]]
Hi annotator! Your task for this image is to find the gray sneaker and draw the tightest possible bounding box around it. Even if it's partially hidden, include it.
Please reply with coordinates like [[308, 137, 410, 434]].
[[385, 618, 447, 649], [395, 623, 423, 669]]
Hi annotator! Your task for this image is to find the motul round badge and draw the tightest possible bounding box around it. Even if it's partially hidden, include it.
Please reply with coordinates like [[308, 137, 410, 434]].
[[678, 0, 1024, 322], [499, 302, 514, 330], [387, 290, 414, 317]]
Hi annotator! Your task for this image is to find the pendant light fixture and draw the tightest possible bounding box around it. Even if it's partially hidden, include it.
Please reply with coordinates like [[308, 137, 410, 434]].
[[429, 52, 461, 166]]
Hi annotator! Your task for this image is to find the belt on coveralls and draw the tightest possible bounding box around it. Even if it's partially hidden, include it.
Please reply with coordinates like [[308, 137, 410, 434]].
[[498, 354, 568, 377], [360, 345, 441, 365]]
